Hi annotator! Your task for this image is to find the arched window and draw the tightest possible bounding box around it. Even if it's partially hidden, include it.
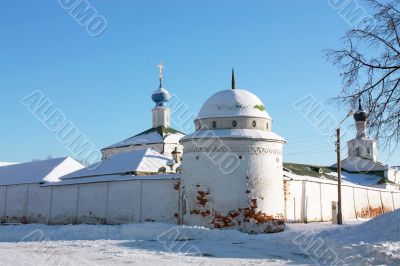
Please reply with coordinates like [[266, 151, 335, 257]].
[[252, 121, 257, 128], [212, 121, 217, 128], [232, 120, 237, 127]]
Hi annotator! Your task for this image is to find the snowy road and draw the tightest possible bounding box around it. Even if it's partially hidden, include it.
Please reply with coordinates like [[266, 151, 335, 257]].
[[0, 211, 399, 266]]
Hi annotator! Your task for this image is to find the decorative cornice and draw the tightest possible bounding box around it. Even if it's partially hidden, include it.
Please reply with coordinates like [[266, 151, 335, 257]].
[[184, 146, 282, 155]]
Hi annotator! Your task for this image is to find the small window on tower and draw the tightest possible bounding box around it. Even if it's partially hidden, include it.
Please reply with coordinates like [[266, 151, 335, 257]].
[[212, 121, 217, 128], [252, 121, 257, 128], [232, 120, 237, 127]]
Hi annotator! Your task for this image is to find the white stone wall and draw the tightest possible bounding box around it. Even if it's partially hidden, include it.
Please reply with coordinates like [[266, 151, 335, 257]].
[[195, 117, 272, 131], [347, 138, 377, 162], [102, 144, 165, 159], [0, 179, 180, 225], [284, 179, 400, 222], [181, 138, 285, 233], [152, 107, 170, 128], [102, 143, 183, 160], [1, 177, 399, 227]]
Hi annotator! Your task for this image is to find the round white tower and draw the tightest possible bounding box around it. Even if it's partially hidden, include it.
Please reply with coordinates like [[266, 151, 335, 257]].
[[180, 72, 286, 233]]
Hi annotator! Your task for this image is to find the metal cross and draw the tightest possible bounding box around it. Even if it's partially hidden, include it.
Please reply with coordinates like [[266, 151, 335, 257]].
[[157, 63, 164, 81]]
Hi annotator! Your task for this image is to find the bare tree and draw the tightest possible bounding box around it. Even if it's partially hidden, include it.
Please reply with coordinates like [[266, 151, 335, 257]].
[[326, 0, 400, 148]]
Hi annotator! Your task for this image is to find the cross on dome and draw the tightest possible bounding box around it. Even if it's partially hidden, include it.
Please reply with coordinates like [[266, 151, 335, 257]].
[[152, 63, 171, 107], [158, 63, 164, 87]]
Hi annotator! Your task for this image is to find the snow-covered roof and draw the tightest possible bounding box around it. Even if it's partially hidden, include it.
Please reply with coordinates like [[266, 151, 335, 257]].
[[0, 157, 84, 186], [0, 162, 18, 167], [61, 148, 174, 180], [197, 89, 271, 120], [181, 129, 284, 142], [45, 173, 180, 186], [283, 162, 384, 187], [338, 157, 386, 172], [103, 126, 185, 150]]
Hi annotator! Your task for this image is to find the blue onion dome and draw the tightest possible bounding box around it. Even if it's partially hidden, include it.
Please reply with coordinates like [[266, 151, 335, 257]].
[[152, 84, 171, 107], [354, 99, 368, 122]]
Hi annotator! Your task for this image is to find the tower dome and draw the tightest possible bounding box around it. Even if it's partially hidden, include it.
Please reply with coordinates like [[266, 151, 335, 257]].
[[151, 87, 171, 107], [198, 89, 271, 119], [195, 88, 273, 132], [354, 99, 368, 122]]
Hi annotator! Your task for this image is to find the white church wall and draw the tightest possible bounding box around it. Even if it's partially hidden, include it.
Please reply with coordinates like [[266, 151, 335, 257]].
[[106, 181, 141, 224], [26, 184, 51, 224], [367, 189, 383, 216], [320, 183, 337, 221], [381, 191, 394, 212], [393, 192, 400, 209], [283, 180, 303, 223], [284, 179, 400, 223], [141, 179, 180, 224], [353, 187, 370, 218], [76, 183, 108, 224], [49, 185, 79, 224], [5, 184, 28, 223], [342, 186, 356, 220], [103, 144, 164, 160], [0, 176, 399, 226], [0, 186, 6, 222], [304, 181, 322, 222], [0, 177, 180, 225]]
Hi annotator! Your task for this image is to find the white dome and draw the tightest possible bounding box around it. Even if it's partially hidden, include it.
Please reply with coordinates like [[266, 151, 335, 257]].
[[198, 89, 271, 119]]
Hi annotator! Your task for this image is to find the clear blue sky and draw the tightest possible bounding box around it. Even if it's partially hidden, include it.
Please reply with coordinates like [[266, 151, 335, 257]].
[[1, 0, 398, 166]]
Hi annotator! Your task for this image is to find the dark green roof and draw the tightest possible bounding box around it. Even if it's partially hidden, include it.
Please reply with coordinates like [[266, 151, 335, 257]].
[[103, 126, 185, 150], [283, 162, 337, 180], [378, 177, 396, 185], [135, 126, 185, 138], [284, 162, 386, 183]]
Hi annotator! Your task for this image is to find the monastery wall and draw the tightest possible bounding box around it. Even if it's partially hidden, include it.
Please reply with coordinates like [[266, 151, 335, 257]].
[[1, 176, 400, 226], [285, 179, 400, 223], [0, 179, 180, 225]]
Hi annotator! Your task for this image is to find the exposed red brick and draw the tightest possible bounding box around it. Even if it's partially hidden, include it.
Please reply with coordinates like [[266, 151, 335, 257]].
[[197, 191, 210, 207]]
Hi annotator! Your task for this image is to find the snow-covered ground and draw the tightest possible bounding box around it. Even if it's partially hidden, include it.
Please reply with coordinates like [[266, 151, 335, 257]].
[[1, 211, 399, 266]]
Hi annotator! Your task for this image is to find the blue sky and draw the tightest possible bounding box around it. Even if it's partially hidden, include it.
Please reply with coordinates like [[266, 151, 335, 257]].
[[1, 0, 398, 166]]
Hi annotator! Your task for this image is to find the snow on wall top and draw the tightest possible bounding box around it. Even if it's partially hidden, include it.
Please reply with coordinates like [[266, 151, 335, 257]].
[[181, 129, 284, 142], [0, 157, 84, 186], [45, 173, 180, 186], [197, 89, 272, 120], [61, 148, 173, 180], [0, 162, 18, 167], [103, 126, 185, 150]]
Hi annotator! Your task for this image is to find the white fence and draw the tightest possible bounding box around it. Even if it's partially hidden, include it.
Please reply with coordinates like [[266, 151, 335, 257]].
[[2, 177, 399, 226], [0, 179, 180, 225], [284, 179, 400, 223]]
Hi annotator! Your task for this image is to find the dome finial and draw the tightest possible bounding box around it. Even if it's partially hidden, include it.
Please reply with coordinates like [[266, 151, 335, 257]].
[[158, 63, 164, 88], [152, 63, 171, 107], [354, 98, 368, 122], [231, 68, 236, 90]]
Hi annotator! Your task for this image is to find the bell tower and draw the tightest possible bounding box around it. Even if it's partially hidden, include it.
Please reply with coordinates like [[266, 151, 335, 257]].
[[347, 99, 377, 161], [151, 63, 171, 128]]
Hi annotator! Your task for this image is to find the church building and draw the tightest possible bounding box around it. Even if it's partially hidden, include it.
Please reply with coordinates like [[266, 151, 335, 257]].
[[1, 65, 400, 232]]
